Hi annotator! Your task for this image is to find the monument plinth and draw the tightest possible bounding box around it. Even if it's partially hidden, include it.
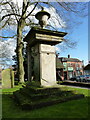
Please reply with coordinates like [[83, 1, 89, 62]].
[[24, 27, 67, 87]]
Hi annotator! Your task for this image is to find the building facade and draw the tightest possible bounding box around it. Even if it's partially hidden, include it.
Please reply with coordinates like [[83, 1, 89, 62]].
[[84, 64, 90, 75], [59, 55, 84, 80]]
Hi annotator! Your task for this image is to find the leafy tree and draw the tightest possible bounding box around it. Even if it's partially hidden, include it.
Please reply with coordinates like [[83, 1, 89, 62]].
[[0, 0, 88, 82]]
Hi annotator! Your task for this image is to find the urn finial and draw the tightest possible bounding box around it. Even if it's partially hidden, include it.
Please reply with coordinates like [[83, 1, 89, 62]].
[[35, 8, 50, 28]]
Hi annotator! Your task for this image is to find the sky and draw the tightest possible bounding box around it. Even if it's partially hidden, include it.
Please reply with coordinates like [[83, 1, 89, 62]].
[[0, 1, 89, 68], [89, 2, 90, 63], [58, 16, 88, 65]]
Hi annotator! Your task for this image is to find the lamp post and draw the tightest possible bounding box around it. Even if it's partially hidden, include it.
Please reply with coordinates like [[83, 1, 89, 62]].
[[35, 8, 50, 28]]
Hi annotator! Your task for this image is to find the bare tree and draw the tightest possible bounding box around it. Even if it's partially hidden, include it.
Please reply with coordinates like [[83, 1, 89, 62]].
[[0, 39, 16, 68], [0, 0, 39, 83], [0, 0, 87, 83]]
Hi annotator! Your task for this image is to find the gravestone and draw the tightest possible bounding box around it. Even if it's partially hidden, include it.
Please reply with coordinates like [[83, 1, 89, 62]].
[[2, 68, 14, 88], [24, 27, 67, 87]]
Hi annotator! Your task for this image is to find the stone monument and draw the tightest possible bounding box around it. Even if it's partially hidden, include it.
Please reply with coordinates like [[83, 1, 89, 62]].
[[24, 9, 67, 87]]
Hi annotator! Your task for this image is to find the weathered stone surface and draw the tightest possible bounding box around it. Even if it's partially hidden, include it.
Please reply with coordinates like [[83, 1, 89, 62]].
[[40, 44, 56, 86], [27, 44, 57, 86], [25, 27, 67, 87], [2, 68, 14, 88], [23, 27, 67, 46]]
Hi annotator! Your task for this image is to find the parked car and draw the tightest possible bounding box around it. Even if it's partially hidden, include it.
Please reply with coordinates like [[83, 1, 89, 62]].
[[70, 75, 87, 82], [69, 76, 80, 82], [75, 76, 81, 82], [85, 75, 90, 82], [69, 77, 76, 81], [78, 75, 87, 82], [78, 75, 90, 82]]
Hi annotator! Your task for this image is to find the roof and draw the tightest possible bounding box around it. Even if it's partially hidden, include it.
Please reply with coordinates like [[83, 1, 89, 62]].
[[59, 57, 82, 62], [56, 57, 64, 69], [84, 64, 90, 70]]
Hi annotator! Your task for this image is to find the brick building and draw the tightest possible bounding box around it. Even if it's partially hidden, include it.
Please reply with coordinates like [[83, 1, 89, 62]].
[[84, 64, 90, 75], [59, 55, 84, 80]]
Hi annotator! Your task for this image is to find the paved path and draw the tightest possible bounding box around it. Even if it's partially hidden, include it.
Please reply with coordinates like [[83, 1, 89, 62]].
[[61, 80, 90, 89], [61, 84, 90, 89]]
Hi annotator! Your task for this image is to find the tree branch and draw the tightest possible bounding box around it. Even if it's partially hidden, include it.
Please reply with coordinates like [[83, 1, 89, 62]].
[[25, 2, 38, 19], [0, 16, 11, 29], [0, 35, 17, 39], [22, 2, 30, 18], [63, 2, 79, 13], [1, 14, 21, 21], [7, 2, 20, 22], [0, 1, 11, 5]]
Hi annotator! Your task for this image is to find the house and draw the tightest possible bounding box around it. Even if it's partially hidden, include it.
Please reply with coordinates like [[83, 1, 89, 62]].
[[84, 64, 90, 75], [59, 55, 84, 80]]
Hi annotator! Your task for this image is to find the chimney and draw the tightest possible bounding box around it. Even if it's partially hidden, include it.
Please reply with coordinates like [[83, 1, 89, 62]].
[[68, 54, 70, 58]]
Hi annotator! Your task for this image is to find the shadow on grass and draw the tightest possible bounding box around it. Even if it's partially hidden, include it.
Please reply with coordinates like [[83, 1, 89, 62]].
[[2, 92, 89, 119]]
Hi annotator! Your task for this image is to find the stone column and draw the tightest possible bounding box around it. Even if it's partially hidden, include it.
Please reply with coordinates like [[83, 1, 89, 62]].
[[27, 45, 32, 81]]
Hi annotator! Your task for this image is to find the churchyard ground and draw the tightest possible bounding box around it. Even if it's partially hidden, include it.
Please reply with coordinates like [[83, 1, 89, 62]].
[[1, 84, 89, 119]]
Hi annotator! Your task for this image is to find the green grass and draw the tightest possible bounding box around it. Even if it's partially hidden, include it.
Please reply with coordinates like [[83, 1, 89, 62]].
[[2, 85, 89, 119], [60, 85, 90, 97], [2, 84, 22, 94]]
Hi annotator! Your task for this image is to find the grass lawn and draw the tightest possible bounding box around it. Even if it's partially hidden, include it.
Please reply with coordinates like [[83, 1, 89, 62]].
[[2, 85, 89, 119]]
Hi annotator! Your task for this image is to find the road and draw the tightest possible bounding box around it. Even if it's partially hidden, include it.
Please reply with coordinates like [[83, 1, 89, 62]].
[[61, 80, 90, 89]]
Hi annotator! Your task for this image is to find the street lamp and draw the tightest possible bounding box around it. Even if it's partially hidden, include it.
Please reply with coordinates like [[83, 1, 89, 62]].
[[35, 8, 50, 28]]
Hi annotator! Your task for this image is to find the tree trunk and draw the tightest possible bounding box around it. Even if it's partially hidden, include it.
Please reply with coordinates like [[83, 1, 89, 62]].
[[17, 20, 24, 83], [16, 0, 27, 83]]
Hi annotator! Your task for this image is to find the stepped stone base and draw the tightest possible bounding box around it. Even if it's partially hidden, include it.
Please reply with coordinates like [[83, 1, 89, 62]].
[[13, 84, 84, 110]]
